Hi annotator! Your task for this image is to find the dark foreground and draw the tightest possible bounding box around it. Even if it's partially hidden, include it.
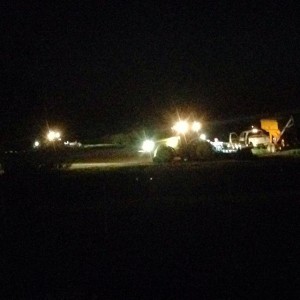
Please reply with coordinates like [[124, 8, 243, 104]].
[[1, 158, 299, 299]]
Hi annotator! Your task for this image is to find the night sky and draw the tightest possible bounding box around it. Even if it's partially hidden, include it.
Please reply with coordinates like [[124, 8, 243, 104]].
[[1, 1, 299, 146]]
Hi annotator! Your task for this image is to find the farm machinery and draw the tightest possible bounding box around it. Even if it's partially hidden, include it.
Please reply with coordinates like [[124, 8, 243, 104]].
[[229, 116, 295, 153], [141, 120, 232, 163]]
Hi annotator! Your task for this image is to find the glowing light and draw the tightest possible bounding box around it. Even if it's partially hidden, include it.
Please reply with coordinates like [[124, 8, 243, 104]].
[[142, 140, 155, 152], [166, 136, 180, 148], [192, 121, 202, 132], [47, 130, 61, 141], [172, 121, 189, 134], [33, 140, 40, 148], [252, 128, 259, 133], [200, 133, 206, 141]]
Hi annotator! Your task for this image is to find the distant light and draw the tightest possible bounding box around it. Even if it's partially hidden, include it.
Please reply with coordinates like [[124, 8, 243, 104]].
[[47, 130, 61, 141], [200, 133, 206, 141], [172, 121, 189, 134], [33, 140, 40, 148], [252, 128, 259, 133], [142, 140, 155, 152], [192, 121, 202, 132]]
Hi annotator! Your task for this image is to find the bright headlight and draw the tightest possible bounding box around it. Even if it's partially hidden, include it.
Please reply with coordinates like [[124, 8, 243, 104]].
[[47, 130, 61, 141], [142, 140, 155, 152], [172, 121, 189, 134]]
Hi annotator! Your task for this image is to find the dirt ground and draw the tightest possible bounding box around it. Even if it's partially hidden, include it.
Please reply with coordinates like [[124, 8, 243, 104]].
[[1, 158, 299, 299]]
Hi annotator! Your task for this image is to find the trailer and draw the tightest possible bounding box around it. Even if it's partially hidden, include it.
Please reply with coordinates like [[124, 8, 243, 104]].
[[229, 116, 295, 153]]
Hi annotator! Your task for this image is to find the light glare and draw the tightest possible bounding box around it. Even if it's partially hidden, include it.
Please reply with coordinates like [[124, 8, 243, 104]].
[[192, 121, 201, 132], [172, 121, 189, 134], [200, 133, 206, 140], [142, 140, 155, 152], [33, 141, 40, 148], [166, 136, 180, 148], [47, 130, 61, 141]]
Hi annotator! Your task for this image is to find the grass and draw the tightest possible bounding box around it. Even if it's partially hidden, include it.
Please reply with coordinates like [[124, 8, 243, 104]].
[[1, 158, 299, 298]]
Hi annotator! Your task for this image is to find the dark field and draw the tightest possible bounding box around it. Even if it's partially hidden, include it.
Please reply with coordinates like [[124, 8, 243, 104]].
[[1, 158, 300, 299]]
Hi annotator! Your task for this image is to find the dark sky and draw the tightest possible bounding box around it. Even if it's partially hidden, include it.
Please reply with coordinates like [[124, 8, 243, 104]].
[[1, 0, 300, 144]]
